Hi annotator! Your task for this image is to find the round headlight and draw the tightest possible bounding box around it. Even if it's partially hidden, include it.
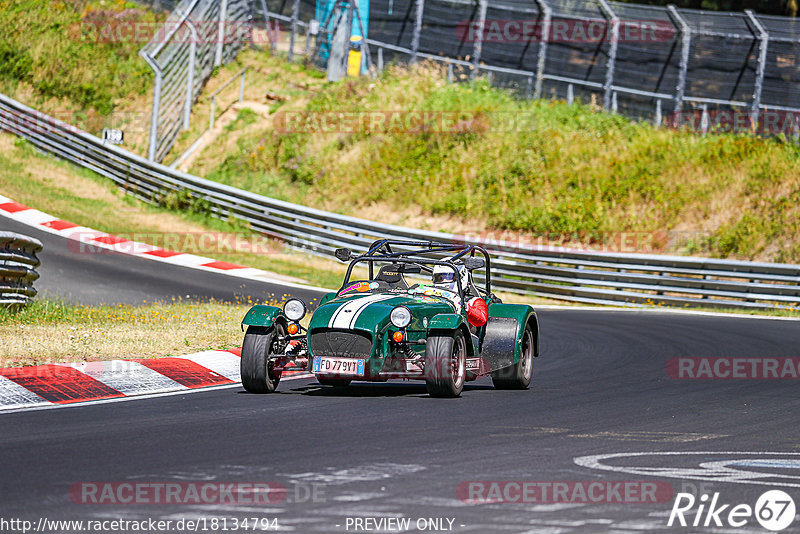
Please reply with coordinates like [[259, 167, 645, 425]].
[[283, 299, 306, 321], [390, 306, 412, 329]]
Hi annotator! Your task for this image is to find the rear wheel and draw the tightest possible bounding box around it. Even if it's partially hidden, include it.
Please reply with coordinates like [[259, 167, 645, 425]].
[[425, 330, 467, 398], [241, 324, 284, 393], [317, 378, 352, 387], [491, 322, 534, 390]]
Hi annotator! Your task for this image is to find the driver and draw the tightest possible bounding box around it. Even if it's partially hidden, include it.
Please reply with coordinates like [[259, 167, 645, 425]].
[[431, 264, 488, 329], [432, 263, 469, 294]]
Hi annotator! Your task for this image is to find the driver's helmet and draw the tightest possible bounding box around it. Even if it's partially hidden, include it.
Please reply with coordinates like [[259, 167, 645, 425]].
[[432, 263, 469, 293]]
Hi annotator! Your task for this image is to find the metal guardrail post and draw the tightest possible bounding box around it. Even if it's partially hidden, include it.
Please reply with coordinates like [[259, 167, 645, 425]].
[[209, 96, 216, 130], [259, 0, 271, 49], [139, 50, 162, 162], [289, 0, 301, 61], [598, 0, 619, 111], [745, 10, 769, 128], [533, 0, 551, 99], [655, 98, 662, 126], [183, 19, 199, 130], [216, 0, 230, 67], [209, 68, 248, 131], [410, 0, 424, 63], [471, 0, 488, 79], [305, 22, 312, 55], [667, 5, 691, 117]]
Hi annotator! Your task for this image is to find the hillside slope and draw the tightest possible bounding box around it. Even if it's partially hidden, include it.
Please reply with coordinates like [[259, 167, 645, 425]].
[[190, 60, 800, 263]]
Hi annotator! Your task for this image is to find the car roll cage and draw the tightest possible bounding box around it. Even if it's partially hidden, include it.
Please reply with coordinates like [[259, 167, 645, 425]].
[[337, 240, 493, 311]]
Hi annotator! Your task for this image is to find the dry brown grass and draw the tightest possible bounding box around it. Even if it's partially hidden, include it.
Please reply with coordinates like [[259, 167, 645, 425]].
[[0, 300, 254, 367]]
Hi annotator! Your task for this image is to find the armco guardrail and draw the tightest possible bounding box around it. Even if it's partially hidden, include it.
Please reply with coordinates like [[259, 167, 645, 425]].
[[0, 232, 43, 307], [1, 92, 799, 311]]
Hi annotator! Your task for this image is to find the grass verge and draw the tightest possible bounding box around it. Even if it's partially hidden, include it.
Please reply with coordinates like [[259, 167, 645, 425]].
[[0, 298, 251, 367], [0, 0, 159, 114]]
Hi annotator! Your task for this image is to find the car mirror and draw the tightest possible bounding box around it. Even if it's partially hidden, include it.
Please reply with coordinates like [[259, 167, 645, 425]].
[[399, 264, 422, 274], [334, 248, 353, 262], [464, 257, 485, 270]]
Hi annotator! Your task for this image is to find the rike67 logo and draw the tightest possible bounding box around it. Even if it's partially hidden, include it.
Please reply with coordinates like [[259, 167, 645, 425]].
[[668, 490, 796, 531]]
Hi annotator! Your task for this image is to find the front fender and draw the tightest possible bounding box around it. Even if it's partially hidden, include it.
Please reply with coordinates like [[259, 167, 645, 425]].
[[428, 313, 474, 357], [428, 313, 464, 330], [241, 305, 284, 330]]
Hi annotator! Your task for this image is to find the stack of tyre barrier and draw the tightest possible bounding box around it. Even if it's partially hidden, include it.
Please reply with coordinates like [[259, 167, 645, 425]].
[[0, 232, 42, 307]]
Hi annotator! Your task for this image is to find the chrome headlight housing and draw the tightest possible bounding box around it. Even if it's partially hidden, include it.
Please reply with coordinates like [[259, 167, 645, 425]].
[[283, 299, 306, 321], [390, 306, 412, 329]]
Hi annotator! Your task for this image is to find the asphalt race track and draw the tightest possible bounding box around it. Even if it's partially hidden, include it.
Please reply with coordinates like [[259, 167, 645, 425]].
[[0, 217, 326, 306], [2, 218, 800, 532]]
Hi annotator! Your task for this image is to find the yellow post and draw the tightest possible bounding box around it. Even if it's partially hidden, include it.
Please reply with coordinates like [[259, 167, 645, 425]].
[[347, 36, 363, 77]]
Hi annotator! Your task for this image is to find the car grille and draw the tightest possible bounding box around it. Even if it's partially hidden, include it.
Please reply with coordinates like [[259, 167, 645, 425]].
[[309, 329, 373, 359]]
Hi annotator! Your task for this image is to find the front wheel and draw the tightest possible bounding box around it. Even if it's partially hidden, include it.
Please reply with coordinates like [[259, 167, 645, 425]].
[[241, 324, 284, 393], [491, 322, 534, 390], [425, 330, 467, 398]]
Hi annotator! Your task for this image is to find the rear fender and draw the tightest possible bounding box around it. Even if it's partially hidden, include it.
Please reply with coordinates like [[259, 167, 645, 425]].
[[483, 304, 538, 370]]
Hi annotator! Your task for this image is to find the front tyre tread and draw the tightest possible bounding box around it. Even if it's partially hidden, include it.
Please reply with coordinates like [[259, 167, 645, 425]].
[[425, 330, 467, 398], [241, 325, 283, 393]]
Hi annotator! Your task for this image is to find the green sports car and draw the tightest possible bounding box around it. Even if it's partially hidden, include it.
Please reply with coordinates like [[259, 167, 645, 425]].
[[239, 240, 539, 397]]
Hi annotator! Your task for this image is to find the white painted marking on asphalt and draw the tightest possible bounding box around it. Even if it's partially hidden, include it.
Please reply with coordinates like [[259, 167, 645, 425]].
[[0, 376, 47, 410], [10, 209, 55, 226], [282, 463, 426, 485], [574, 451, 800, 488], [58, 360, 186, 396], [161, 252, 214, 268], [176, 350, 241, 381], [0, 373, 314, 414], [63, 227, 107, 242]]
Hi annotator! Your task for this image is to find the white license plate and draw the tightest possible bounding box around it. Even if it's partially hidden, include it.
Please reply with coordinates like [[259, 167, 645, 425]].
[[313, 357, 365, 376]]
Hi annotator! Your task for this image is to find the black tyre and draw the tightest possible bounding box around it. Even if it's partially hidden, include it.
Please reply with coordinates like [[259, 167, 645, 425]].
[[491, 322, 534, 390], [317, 378, 352, 387], [241, 324, 284, 393], [425, 330, 467, 398]]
